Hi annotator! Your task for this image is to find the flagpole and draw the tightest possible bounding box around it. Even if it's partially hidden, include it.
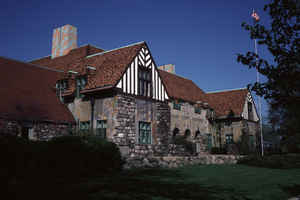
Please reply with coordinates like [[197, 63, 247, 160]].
[[253, 9, 264, 157]]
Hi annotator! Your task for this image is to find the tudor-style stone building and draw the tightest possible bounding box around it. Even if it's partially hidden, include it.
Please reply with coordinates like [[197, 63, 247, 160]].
[[206, 88, 259, 151], [27, 24, 260, 155]]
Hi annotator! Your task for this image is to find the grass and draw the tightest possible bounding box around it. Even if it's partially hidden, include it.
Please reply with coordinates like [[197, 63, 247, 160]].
[[8, 164, 300, 200], [238, 153, 300, 169]]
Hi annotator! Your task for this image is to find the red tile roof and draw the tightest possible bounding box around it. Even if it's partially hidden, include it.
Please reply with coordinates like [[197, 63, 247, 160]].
[[84, 42, 145, 89], [30, 44, 105, 71], [206, 88, 248, 117], [158, 69, 206, 103], [30, 41, 248, 119], [30, 42, 145, 94], [0, 57, 75, 124]]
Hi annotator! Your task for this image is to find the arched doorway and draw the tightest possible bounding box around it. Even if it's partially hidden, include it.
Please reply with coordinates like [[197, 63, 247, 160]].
[[173, 128, 179, 138], [195, 130, 201, 138], [184, 129, 191, 139]]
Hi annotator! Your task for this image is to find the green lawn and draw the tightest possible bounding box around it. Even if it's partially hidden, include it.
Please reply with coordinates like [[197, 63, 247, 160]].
[[10, 164, 300, 200]]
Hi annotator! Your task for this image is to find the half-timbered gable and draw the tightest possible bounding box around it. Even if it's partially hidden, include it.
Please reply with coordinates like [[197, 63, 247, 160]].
[[115, 45, 169, 101], [241, 91, 259, 121]]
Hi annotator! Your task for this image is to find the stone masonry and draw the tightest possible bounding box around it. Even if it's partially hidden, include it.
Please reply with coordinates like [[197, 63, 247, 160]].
[[0, 118, 72, 140]]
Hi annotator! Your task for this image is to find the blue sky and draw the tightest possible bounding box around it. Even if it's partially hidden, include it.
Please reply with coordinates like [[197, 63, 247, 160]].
[[0, 0, 271, 116]]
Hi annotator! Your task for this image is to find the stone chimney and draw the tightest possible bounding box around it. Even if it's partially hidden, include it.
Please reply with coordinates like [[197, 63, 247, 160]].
[[158, 64, 175, 74], [51, 24, 77, 58]]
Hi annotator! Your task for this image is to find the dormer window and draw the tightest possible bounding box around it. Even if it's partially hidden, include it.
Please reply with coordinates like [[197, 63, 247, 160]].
[[56, 79, 69, 96], [56, 79, 68, 90], [173, 100, 181, 110], [138, 65, 152, 97], [194, 105, 201, 114], [76, 76, 87, 98]]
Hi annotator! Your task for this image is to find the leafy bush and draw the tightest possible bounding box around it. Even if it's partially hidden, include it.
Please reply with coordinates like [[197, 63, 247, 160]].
[[0, 135, 28, 183], [0, 135, 123, 182], [210, 147, 227, 154], [280, 134, 300, 154], [238, 154, 300, 169], [173, 135, 195, 154]]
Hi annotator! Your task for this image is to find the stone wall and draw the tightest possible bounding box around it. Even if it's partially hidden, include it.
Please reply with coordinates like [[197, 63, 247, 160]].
[[113, 94, 136, 146], [211, 119, 259, 148], [0, 118, 19, 135], [218, 121, 243, 145], [124, 154, 243, 169], [93, 96, 117, 138], [32, 123, 71, 140], [67, 98, 91, 122], [113, 94, 174, 157], [65, 94, 209, 156], [169, 101, 210, 138], [0, 118, 72, 140]]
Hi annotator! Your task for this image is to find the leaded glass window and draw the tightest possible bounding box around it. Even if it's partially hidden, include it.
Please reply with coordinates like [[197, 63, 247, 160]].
[[194, 107, 201, 114], [80, 121, 90, 134], [138, 66, 152, 97], [76, 76, 87, 98], [248, 102, 253, 120], [173, 101, 181, 110], [96, 120, 107, 139], [56, 79, 69, 95], [225, 134, 234, 144], [139, 122, 151, 144], [206, 133, 212, 149]]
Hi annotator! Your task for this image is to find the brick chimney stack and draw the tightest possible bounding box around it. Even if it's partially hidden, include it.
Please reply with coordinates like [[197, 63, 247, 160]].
[[51, 24, 77, 58], [158, 64, 175, 74]]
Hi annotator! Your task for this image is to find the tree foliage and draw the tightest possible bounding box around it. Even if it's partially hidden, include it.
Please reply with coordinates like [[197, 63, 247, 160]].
[[237, 0, 300, 136]]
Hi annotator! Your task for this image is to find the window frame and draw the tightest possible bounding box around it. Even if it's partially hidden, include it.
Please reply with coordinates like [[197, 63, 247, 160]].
[[79, 121, 90, 134], [206, 133, 212, 149], [173, 101, 181, 110], [138, 65, 152, 97], [138, 121, 152, 144], [248, 102, 253, 121], [96, 120, 107, 139], [56, 79, 69, 96], [76, 76, 87, 98], [225, 134, 234, 144], [194, 107, 201, 114]]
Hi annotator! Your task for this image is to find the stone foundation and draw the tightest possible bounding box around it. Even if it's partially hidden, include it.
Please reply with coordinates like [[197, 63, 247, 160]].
[[124, 154, 243, 169]]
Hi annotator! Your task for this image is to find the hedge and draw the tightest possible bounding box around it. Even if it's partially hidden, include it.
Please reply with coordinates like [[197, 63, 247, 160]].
[[0, 135, 124, 182]]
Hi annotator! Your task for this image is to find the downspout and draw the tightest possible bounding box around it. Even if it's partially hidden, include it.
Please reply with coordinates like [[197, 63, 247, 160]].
[[90, 97, 95, 135]]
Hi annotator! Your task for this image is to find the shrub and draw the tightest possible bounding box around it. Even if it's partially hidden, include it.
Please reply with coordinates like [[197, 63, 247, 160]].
[[0, 135, 28, 183], [280, 134, 300, 154], [238, 154, 300, 169], [1, 135, 123, 181], [210, 147, 227, 154], [83, 136, 123, 173]]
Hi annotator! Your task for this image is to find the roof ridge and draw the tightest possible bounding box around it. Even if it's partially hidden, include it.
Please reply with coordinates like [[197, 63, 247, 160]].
[[86, 41, 145, 58], [86, 44, 105, 51], [206, 87, 248, 94], [0, 56, 64, 73], [27, 44, 101, 62], [158, 69, 193, 82]]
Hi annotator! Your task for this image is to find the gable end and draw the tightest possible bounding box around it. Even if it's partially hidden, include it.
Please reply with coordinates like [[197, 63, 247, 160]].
[[116, 45, 169, 101]]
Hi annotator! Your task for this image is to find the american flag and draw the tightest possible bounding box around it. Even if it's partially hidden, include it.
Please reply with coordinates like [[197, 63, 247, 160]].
[[251, 10, 260, 22]]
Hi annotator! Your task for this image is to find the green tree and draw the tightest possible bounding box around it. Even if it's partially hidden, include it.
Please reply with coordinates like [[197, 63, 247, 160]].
[[237, 0, 300, 137]]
